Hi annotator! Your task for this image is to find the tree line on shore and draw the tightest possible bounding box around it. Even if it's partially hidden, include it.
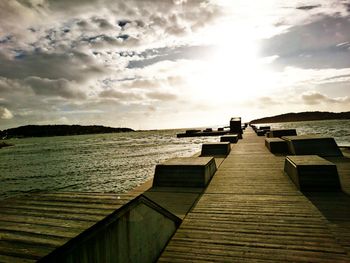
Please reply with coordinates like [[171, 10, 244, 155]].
[[250, 111, 350, 124], [0, 125, 134, 139]]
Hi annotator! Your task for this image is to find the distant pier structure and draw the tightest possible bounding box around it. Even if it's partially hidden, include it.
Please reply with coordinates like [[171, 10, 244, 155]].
[[229, 117, 243, 139], [176, 116, 245, 138]]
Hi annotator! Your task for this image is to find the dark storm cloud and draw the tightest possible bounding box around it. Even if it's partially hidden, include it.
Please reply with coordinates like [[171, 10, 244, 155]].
[[260, 16, 350, 70]]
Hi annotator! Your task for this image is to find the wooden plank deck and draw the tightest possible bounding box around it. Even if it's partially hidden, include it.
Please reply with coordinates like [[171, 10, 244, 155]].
[[158, 128, 350, 262], [0, 192, 138, 262], [1, 128, 349, 262]]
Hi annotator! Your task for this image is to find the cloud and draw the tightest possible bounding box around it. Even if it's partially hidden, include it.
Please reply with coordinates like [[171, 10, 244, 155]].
[[316, 76, 350, 98], [23, 77, 86, 99], [0, 0, 222, 130], [3, 1, 349, 130], [0, 77, 27, 94], [99, 77, 179, 103], [0, 51, 108, 82], [91, 17, 114, 29], [146, 91, 177, 101], [301, 91, 350, 105], [260, 16, 350, 70], [344, 3, 350, 13], [0, 107, 13, 119], [0, 0, 222, 52], [127, 45, 213, 68], [258, 96, 281, 106], [296, 5, 321, 11], [99, 89, 143, 100], [322, 73, 350, 82]]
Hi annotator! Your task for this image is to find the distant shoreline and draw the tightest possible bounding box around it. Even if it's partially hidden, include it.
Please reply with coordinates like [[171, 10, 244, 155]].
[[250, 111, 350, 124], [0, 124, 134, 139]]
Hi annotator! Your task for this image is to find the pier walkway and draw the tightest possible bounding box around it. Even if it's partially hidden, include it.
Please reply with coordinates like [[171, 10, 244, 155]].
[[158, 128, 350, 262], [0, 127, 349, 262]]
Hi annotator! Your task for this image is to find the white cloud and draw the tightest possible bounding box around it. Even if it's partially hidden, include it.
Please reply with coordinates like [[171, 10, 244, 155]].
[[146, 91, 177, 101], [301, 91, 350, 105], [0, 107, 13, 119]]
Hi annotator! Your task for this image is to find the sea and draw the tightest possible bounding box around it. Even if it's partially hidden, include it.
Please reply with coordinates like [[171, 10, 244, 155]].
[[0, 119, 349, 200]]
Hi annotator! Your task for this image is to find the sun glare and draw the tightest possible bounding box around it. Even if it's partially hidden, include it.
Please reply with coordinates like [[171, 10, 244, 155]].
[[188, 31, 267, 105], [183, 1, 283, 107]]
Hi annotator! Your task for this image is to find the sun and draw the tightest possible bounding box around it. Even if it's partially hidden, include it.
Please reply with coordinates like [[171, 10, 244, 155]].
[[187, 34, 265, 104], [181, 2, 281, 109]]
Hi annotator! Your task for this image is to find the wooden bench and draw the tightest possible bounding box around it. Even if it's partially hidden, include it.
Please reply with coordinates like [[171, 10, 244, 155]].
[[153, 157, 217, 188], [282, 135, 343, 157], [284, 155, 341, 191], [265, 137, 288, 154], [220, 135, 238, 143]]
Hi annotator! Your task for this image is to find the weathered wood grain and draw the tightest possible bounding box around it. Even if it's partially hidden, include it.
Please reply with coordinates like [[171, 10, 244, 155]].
[[158, 127, 350, 262], [0, 193, 136, 261]]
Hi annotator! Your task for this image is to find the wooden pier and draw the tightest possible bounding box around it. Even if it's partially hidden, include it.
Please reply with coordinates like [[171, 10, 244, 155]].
[[0, 191, 181, 263], [158, 127, 350, 262], [0, 192, 137, 262], [0, 127, 349, 262]]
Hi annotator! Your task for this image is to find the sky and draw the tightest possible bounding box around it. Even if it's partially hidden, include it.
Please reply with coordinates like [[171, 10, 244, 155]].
[[0, 0, 350, 130]]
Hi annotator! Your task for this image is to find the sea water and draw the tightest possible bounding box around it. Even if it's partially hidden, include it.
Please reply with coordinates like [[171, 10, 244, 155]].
[[265, 119, 350, 146], [0, 129, 218, 200], [0, 120, 349, 200]]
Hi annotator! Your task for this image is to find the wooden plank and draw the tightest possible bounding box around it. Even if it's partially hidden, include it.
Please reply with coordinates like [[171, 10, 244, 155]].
[[161, 241, 346, 262], [0, 192, 136, 262], [0, 254, 35, 263], [0, 203, 115, 216], [0, 200, 127, 211], [0, 213, 95, 229], [0, 240, 52, 261], [0, 221, 82, 238], [158, 127, 350, 262], [0, 230, 66, 247], [23, 192, 136, 204], [0, 207, 105, 222]]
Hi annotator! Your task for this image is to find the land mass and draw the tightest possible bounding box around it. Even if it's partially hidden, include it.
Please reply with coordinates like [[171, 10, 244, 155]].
[[250, 111, 350, 124], [0, 125, 134, 139]]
